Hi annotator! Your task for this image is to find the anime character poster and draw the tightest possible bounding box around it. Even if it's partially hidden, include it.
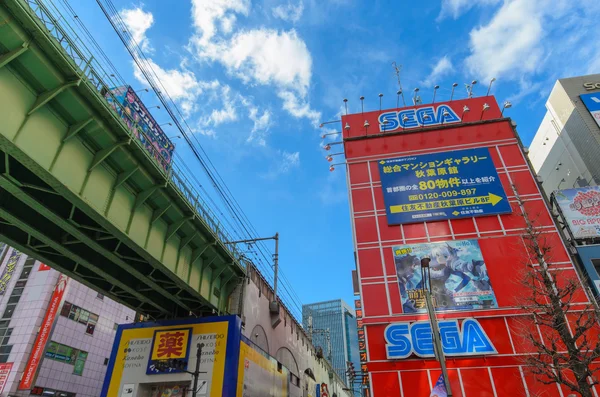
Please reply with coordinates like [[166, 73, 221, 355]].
[[393, 239, 497, 313]]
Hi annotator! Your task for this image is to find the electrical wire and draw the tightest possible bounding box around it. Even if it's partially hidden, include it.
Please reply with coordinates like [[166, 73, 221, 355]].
[[88, 0, 304, 319]]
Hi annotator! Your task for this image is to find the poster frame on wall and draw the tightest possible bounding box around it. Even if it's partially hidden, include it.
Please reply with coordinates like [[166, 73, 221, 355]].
[[393, 239, 498, 313], [554, 186, 600, 240]]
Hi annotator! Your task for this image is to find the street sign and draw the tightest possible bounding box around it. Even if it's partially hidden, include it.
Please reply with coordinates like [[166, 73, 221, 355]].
[[378, 147, 511, 225]]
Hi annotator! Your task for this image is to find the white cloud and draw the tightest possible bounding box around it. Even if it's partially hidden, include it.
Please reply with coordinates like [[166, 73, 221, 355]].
[[133, 59, 207, 116], [273, 1, 304, 23], [191, 2, 319, 124], [202, 85, 238, 126], [278, 90, 321, 127], [120, 7, 154, 52], [465, 0, 544, 82], [191, 0, 250, 45], [247, 108, 273, 146], [200, 29, 312, 96], [422, 56, 453, 86], [261, 150, 300, 178], [437, 0, 501, 20]]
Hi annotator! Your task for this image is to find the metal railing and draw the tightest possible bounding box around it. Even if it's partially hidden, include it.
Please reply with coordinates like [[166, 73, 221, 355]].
[[21, 0, 244, 267]]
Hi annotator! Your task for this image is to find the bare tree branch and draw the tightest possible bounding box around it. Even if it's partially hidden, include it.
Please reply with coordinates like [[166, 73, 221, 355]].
[[512, 184, 600, 397]]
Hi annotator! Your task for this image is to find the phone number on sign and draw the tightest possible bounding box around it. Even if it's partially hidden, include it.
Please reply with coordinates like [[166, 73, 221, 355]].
[[408, 189, 477, 201]]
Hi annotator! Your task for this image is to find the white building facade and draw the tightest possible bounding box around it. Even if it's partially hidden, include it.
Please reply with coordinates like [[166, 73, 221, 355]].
[[528, 74, 600, 194], [0, 243, 135, 397]]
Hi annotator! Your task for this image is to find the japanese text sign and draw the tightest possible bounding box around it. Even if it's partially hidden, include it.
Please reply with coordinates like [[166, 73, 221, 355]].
[[378, 147, 511, 224], [147, 328, 192, 375], [555, 187, 600, 239]]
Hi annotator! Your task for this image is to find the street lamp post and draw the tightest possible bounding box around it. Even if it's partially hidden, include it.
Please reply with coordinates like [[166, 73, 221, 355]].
[[421, 258, 453, 396]]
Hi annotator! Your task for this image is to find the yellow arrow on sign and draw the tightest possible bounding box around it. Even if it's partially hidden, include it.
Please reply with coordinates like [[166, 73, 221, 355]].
[[390, 193, 504, 214]]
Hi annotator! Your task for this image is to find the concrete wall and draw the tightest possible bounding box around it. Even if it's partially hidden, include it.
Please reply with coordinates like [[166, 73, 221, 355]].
[[235, 265, 352, 397], [528, 74, 600, 195]]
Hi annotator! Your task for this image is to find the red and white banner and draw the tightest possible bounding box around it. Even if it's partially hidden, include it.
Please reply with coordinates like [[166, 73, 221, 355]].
[[0, 363, 13, 394], [18, 274, 68, 390]]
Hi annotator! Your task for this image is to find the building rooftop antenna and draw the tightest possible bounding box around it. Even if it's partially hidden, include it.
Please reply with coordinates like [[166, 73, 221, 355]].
[[392, 62, 406, 107]]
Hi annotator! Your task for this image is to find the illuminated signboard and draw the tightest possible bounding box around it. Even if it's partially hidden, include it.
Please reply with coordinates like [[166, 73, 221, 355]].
[[384, 318, 496, 359], [580, 92, 600, 128], [394, 239, 497, 313], [378, 147, 511, 225], [555, 186, 600, 239]]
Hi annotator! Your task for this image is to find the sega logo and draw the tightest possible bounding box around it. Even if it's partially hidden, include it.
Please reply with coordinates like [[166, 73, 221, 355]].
[[378, 104, 460, 132], [384, 318, 496, 359]]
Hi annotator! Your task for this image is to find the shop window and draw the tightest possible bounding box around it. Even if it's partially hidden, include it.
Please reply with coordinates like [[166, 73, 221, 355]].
[[45, 341, 87, 369], [61, 301, 99, 335]]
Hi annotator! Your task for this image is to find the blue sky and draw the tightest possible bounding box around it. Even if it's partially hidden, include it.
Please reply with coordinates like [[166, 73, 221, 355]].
[[64, 0, 600, 317]]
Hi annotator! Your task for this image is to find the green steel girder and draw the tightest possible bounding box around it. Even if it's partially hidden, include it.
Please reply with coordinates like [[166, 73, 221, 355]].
[[0, 0, 245, 318], [0, 171, 193, 314], [0, 210, 166, 316]]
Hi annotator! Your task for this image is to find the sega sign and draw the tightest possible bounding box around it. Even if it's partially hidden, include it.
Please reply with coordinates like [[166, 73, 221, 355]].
[[384, 318, 496, 359], [378, 104, 461, 132]]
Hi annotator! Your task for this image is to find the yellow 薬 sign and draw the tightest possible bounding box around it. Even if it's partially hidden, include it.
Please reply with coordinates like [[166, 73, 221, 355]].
[[151, 329, 191, 360]]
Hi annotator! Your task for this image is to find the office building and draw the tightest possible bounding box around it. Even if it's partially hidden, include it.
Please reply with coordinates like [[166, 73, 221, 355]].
[[0, 243, 135, 396], [302, 299, 361, 394], [528, 73, 600, 195]]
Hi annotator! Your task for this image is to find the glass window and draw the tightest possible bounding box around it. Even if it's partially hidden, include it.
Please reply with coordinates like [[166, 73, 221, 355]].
[[78, 310, 89, 325], [7, 296, 20, 305], [2, 304, 16, 319], [14, 280, 27, 288], [85, 323, 95, 336], [88, 313, 99, 325], [104, 357, 109, 366], [97, 292, 104, 300], [0, 353, 8, 364], [113, 323, 118, 331], [60, 302, 72, 318], [68, 305, 77, 321]]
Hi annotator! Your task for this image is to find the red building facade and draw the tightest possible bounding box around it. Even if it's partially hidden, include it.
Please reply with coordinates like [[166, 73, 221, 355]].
[[341, 97, 596, 396]]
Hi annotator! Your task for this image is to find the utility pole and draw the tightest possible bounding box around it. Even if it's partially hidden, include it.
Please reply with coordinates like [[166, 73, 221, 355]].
[[190, 343, 205, 397], [421, 258, 453, 397], [225, 233, 279, 302]]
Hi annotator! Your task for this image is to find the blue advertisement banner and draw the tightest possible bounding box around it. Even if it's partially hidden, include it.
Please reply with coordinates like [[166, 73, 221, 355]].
[[580, 92, 600, 129], [394, 239, 497, 313], [378, 147, 511, 225]]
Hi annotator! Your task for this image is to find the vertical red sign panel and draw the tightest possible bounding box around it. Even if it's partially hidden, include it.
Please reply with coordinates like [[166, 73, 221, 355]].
[[0, 363, 12, 394], [341, 96, 594, 397], [18, 274, 68, 390]]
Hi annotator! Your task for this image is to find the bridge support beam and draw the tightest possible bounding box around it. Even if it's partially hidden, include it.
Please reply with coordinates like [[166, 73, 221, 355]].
[[63, 118, 94, 142], [0, 41, 29, 69], [166, 216, 194, 242], [88, 139, 130, 171], [28, 79, 81, 115]]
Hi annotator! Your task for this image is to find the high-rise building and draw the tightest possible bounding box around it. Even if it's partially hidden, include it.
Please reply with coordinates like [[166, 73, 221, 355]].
[[528, 73, 600, 195], [0, 243, 135, 397], [302, 299, 361, 395]]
